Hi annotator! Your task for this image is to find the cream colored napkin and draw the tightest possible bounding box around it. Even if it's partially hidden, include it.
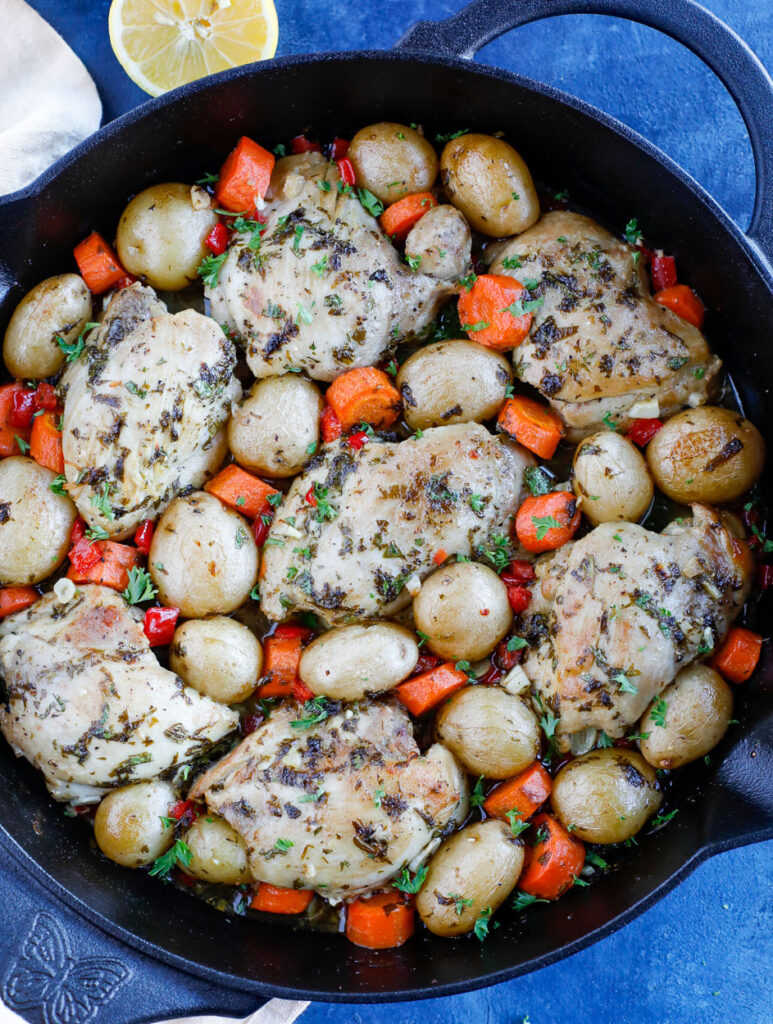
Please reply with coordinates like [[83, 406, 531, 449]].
[[0, 0, 102, 194]]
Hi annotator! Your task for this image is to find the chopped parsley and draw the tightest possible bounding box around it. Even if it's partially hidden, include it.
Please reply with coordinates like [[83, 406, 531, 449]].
[[14, 435, 30, 454], [460, 320, 490, 332], [501, 255, 522, 270], [650, 808, 678, 830], [474, 906, 495, 942], [405, 253, 422, 271], [650, 696, 668, 728], [448, 893, 474, 915], [197, 252, 227, 288], [296, 302, 313, 325], [90, 481, 115, 520], [311, 255, 328, 276], [392, 865, 428, 894], [507, 636, 529, 652], [624, 217, 643, 246], [501, 297, 544, 319], [311, 482, 338, 522], [469, 775, 485, 807], [602, 410, 618, 431], [56, 321, 100, 363], [598, 730, 614, 748], [122, 566, 157, 605], [274, 838, 294, 853], [531, 514, 562, 541], [148, 839, 192, 877], [455, 660, 476, 680], [196, 171, 219, 185], [434, 128, 468, 142], [512, 891, 548, 912], [49, 473, 67, 496], [506, 809, 530, 837], [358, 187, 384, 218], [613, 671, 638, 695], [458, 273, 477, 292], [290, 696, 332, 730]]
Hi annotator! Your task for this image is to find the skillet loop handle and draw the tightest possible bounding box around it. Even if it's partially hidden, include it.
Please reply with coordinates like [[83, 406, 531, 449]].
[[395, 0, 773, 266]]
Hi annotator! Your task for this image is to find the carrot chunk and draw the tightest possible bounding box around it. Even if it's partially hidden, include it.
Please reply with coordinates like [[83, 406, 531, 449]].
[[251, 884, 313, 914], [394, 662, 469, 717], [497, 395, 564, 459], [215, 136, 275, 213], [66, 541, 140, 590], [256, 624, 312, 698], [515, 491, 580, 554], [518, 813, 585, 899], [710, 626, 763, 683], [30, 411, 64, 473], [345, 892, 415, 950], [204, 464, 279, 519], [457, 274, 535, 350], [653, 284, 705, 328], [483, 761, 553, 821], [379, 192, 438, 242], [325, 367, 401, 431], [73, 232, 128, 294], [0, 586, 38, 618], [0, 383, 33, 457]]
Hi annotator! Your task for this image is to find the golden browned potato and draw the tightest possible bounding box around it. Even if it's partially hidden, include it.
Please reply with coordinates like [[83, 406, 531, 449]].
[[440, 134, 539, 237], [646, 406, 765, 504], [149, 492, 259, 618], [3, 274, 92, 379], [180, 814, 251, 884], [94, 781, 176, 868], [116, 183, 217, 291], [0, 457, 76, 585], [404, 205, 472, 280], [416, 820, 524, 936], [396, 340, 511, 431], [413, 562, 512, 660], [572, 430, 654, 525], [228, 374, 323, 477], [170, 616, 262, 704], [436, 686, 540, 778], [639, 664, 733, 769], [551, 748, 661, 844], [348, 122, 438, 205], [299, 621, 418, 700]]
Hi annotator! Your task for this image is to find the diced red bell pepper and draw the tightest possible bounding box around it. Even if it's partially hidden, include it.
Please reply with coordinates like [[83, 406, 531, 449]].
[[205, 222, 229, 255], [507, 585, 532, 614], [627, 418, 663, 447], [493, 636, 523, 672], [143, 605, 179, 646], [70, 517, 87, 546], [477, 664, 503, 686], [651, 255, 677, 291], [305, 485, 317, 507], [330, 137, 349, 160], [320, 405, 343, 443], [169, 799, 196, 821], [411, 652, 442, 676], [134, 519, 155, 554], [347, 430, 369, 450], [69, 537, 101, 573], [10, 388, 37, 428], [115, 275, 137, 290], [242, 713, 263, 736], [757, 563, 773, 589], [35, 382, 58, 409], [292, 679, 315, 703], [433, 549, 447, 566], [252, 510, 273, 547], [291, 135, 322, 154], [501, 560, 536, 586], [337, 157, 356, 187]]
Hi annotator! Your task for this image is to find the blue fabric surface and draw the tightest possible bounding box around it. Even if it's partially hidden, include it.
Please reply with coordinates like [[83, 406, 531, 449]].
[[19, 1, 773, 1020]]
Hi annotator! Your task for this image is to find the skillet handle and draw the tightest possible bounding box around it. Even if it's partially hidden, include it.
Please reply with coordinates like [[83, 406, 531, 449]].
[[395, 0, 773, 266]]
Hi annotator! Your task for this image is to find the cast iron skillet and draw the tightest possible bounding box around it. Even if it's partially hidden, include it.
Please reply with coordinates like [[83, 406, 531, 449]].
[[0, 0, 772, 1006]]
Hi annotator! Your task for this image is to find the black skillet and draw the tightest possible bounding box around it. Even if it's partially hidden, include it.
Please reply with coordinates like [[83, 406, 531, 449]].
[[1, 0, 772, 1009]]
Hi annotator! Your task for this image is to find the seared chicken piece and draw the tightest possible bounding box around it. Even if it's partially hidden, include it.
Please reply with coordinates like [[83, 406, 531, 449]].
[[521, 505, 753, 745], [489, 212, 721, 439], [259, 423, 534, 624], [61, 284, 240, 539], [208, 152, 454, 381], [0, 586, 237, 803], [191, 700, 466, 898]]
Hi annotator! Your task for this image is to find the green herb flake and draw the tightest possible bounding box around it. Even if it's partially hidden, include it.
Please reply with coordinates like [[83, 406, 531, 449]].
[[122, 566, 157, 605]]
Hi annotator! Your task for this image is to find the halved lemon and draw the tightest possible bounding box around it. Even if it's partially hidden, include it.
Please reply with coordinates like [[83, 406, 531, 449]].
[[108, 0, 279, 97]]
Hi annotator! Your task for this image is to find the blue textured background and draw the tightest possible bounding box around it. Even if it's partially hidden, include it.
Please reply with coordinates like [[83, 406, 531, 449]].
[[10, 1, 773, 1021]]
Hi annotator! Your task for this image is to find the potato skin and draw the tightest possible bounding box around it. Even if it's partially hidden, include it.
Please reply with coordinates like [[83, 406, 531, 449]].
[[0, 457, 76, 585], [404, 205, 471, 280], [397, 340, 511, 431], [436, 686, 540, 778], [348, 122, 439, 204], [116, 182, 217, 291], [181, 814, 251, 884], [646, 406, 765, 504], [551, 748, 661, 844], [572, 430, 653, 525], [440, 134, 539, 237], [228, 374, 323, 477], [413, 562, 512, 660], [3, 274, 92, 379], [149, 492, 259, 618], [94, 781, 176, 868], [299, 621, 418, 700], [170, 616, 262, 704], [416, 820, 524, 936], [639, 665, 733, 769]]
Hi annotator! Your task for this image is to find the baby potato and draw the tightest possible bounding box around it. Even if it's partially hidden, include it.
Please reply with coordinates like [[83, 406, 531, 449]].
[[646, 406, 765, 504], [436, 686, 540, 778], [404, 205, 472, 280], [116, 182, 217, 291], [440, 134, 539, 237], [299, 621, 418, 700], [149, 492, 259, 618], [416, 820, 524, 936], [228, 374, 323, 477], [3, 274, 92, 380], [413, 562, 512, 660], [551, 748, 661, 844], [348, 122, 438, 204], [397, 340, 511, 431], [639, 665, 733, 770], [94, 781, 177, 868], [0, 457, 76, 585], [572, 430, 653, 525], [181, 814, 251, 884], [170, 616, 262, 704]]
